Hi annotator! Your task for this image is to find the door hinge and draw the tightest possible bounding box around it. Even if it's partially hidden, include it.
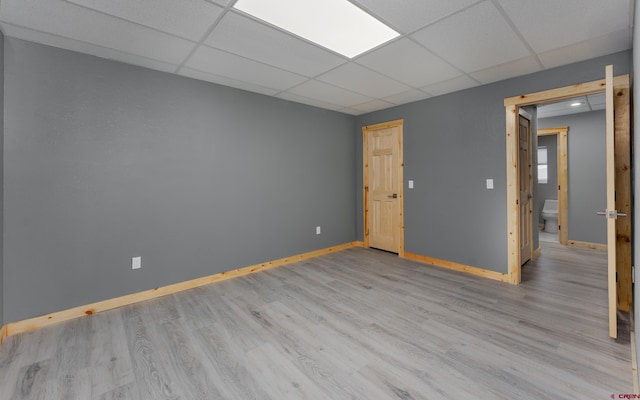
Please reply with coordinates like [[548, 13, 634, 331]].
[[616, 272, 618, 283], [633, 266, 635, 284]]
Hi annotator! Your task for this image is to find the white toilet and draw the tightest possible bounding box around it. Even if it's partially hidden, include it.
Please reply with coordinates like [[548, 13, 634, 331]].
[[541, 199, 558, 233]]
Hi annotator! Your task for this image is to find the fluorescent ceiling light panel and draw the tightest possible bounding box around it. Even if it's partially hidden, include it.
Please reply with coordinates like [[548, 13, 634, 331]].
[[233, 0, 399, 58]]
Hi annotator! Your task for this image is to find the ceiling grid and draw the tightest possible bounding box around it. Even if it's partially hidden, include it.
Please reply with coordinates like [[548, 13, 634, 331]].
[[0, 0, 632, 115]]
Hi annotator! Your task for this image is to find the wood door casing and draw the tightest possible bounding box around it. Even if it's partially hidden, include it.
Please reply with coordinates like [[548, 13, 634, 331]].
[[604, 65, 617, 339], [363, 120, 404, 255]]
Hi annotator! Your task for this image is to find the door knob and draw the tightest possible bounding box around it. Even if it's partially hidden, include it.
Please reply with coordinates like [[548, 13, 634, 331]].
[[388, 194, 398, 199], [596, 210, 627, 219]]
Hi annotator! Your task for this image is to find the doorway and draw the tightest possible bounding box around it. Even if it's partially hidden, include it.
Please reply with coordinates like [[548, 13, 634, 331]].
[[536, 126, 568, 246], [362, 119, 404, 256], [504, 74, 630, 288]]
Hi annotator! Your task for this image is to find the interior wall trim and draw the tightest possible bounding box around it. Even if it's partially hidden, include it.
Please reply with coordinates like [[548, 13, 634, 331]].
[[3, 241, 365, 340], [0, 325, 7, 346], [567, 240, 607, 250], [404, 252, 509, 283], [533, 247, 542, 259]]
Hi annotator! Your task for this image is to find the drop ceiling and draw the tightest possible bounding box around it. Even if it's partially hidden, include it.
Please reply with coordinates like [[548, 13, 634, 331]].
[[0, 0, 634, 115], [537, 93, 606, 119]]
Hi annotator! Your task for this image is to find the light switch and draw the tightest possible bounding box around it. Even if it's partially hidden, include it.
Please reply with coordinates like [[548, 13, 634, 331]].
[[486, 179, 494, 189], [408, 180, 414, 189]]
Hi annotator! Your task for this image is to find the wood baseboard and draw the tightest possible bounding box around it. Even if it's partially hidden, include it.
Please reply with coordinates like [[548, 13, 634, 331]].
[[5, 241, 363, 338], [567, 240, 607, 250], [0, 325, 7, 346], [404, 252, 509, 283], [533, 247, 542, 259]]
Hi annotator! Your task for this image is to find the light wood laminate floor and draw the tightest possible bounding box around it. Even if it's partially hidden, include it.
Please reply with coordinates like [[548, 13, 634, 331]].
[[0, 243, 633, 399]]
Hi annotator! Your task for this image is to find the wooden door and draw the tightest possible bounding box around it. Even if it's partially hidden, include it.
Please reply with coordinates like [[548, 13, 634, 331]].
[[612, 76, 632, 313], [604, 65, 618, 339], [519, 115, 532, 265], [363, 120, 403, 254]]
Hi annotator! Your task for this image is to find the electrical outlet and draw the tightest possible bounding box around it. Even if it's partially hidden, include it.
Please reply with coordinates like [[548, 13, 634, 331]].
[[316, 226, 321, 235], [132, 256, 141, 270]]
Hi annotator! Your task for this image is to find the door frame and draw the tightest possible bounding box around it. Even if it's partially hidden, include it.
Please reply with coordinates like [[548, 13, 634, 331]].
[[504, 74, 631, 288], [537, 126, 568, 245], [362, 119, 405, 257]]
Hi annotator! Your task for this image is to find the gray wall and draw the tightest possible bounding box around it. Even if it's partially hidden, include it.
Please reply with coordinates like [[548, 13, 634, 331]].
[[3, 38, 356, 322], [536, 135, 557, 226], [0, 31, 4, 327], [539, 111, 607, 244], [355, 51, 630, 274]]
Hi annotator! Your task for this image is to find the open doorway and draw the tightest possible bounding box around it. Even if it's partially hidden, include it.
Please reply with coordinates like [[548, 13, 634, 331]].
[[536, 126, 568, 246], [536, 98, 610, 251], [504, 73, 631, 313]]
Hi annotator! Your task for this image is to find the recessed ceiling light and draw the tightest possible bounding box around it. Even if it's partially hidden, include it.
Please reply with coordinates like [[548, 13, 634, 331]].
[[570, 102, 583, 107], [233, 0, 400, 58]]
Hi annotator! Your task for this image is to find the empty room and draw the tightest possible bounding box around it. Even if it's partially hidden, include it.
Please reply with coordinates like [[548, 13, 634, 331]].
[[1, 0, 639, 399]]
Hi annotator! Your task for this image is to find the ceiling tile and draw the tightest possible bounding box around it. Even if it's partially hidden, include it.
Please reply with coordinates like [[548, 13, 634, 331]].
[[351, 0, 480, 33], [178, 67, 280, 96], [1, 23, 179, 73], [537, 96, 609, 118], [0, 0, 195, 64], [422, 75, 478, 97], [382, 89, 432, 106], [538, 108, 587, 119], [411, 1, 530, 73], [338, 107, 361, 115], [539, 97, 586, 112], [286, 80, 372, 108], [204, 11, 346, 77], [356, 38, 460, 87], [184, 46, 308, 91], [538, 29, 631, 69], [66, 0, 224, 41], [316, 62, 410, 98], [276, 92, 344, 111], [498, 0, 631, 53], [352, 99, 395, 113], [588, 93, 605, 107], [538, 100, 591, 118], [470, 56, 541, 84], [205, 0, 234, 6]]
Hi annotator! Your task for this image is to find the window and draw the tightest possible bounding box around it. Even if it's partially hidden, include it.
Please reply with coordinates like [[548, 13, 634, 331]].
[[538, 146, 548, 184]]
